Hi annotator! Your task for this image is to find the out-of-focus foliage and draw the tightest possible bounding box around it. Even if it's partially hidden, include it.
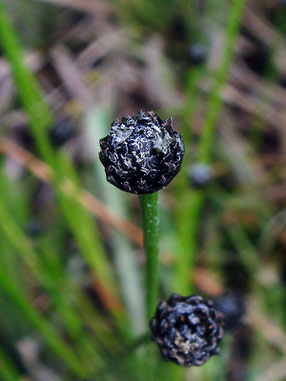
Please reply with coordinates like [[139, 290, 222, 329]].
[[0, 0, 286, 380]]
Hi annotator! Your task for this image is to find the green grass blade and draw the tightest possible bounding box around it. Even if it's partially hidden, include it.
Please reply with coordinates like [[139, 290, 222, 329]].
[[0, 0, 54, 163], [0, 346, 21, 381], [0, 1, 119, 307], [197, 0, 246, 164], [0, 264, 87, 378], [174, 0, 246, 295]]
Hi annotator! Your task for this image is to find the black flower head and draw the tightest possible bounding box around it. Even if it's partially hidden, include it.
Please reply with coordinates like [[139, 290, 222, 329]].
[[49, 120, 75, 147], [99, 110, 184, 194], [188, 163, 213, 188], [213, 291, 245, 331], [150, 294, 224, 367]]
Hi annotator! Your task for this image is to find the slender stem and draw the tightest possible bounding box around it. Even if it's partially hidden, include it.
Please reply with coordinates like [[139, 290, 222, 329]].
[[139, 193, 160, 321], [197, 0, 246, 164], [175, 191, 203, 294], [174, 69, 203, 294], [0, 1, 55, 165], [175, 0, 246, 295]]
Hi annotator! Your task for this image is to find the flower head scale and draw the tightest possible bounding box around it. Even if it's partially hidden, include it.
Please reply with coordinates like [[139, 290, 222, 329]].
[[99, 111, 184, 194], [150, 294, 224, 367]]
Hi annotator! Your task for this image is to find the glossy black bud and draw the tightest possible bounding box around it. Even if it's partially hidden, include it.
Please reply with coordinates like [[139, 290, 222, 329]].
[[150, 294, 224, 367], [187, 44, 208, 65], [213, 292, 245, 331], [99, 111, 184, 194], [91, 56, 104, 68], [49, 120, 75, 147], [188, 163, 212, 188], [26, 219, 42, 237], [15, 126, 34, 150]]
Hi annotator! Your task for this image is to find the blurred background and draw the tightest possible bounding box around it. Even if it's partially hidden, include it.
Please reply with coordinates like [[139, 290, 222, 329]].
[[0, 0, 286, 380]]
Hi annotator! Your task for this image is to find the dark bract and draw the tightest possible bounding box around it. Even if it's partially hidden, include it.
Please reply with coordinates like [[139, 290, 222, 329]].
[[150, 294, 224, 367], [99, 110, 184, 194], [213, 291, 245, 331]]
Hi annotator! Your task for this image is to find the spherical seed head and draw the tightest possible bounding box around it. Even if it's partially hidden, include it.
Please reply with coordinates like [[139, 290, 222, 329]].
[[213, 292, 245, 331], [26, 219, 42, 237], [15, 126, 34, 149], [49, 120, 75, 147], [188, 163, 213, 188], [150, 294, 224, 367], [187, 43, 208, 65], [99, 111, 184, 194]]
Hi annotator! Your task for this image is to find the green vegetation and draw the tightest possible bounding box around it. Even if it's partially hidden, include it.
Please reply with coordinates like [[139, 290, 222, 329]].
[[0, 0, 286, 380]]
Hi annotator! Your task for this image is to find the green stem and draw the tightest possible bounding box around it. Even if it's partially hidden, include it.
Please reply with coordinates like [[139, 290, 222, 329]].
[[175, 191, 203, 294], [139, 193, 160, 321], [197, 0, 246, 164], [0, 2, 120, 313], [175, 0, 246, 295], [0, 0, 55, 165], [173, 69, 204, 295]]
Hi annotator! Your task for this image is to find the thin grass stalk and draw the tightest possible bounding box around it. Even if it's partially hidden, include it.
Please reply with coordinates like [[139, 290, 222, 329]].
[[0, 173, 110, 373], [40, 244, 123, 354], [0, 161, 120, 351], [0, 2, 120, 309], [0, 0, 55, 165], [0, 346, 21, 381], [0, 164, 124, 365], [174, 69, 204, 295], [0, 207, 89, 377], [0, 264, 87, 378], [210, 187, 260, 288], [175, 0, 246, 295], [139, 193, 159, 321], [197, 0, 246, 164]]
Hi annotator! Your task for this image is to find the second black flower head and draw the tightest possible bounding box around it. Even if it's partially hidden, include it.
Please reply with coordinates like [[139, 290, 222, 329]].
[[99, 110, 184, 194], [150, 294, 224, 367]]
